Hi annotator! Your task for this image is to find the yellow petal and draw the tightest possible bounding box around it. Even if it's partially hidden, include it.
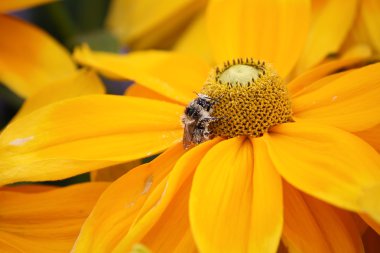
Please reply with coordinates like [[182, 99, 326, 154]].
[[0, 182, 108, 253], [91, 160, 142, 182], [362, 226, 380, 253], [190, 137, 255, 253], [342, 43, 372, 59], [292, 71, 347, 99], [74, 45, 210, 104], [118, 139, 220, 252], [140, 180, 198, 253], [0, 0, 54, 12], [174, 11, 213, 64], [14, 70, 105, 120], [292, 63, 380, 132], [351, 214, 369, 235], [361, 0, 380, 53], [355, 124, 380, 153], [207, 0, 310, 77], [264, 121, 380, 222], [72, 143, 185, 252], [361, 214, 380, 235], [126, 84, 183, 105], [0, 15, 76, 97], [250, 137, 283, 253], [341, 6, 371, 53], [0, 95, 184, 185], [106, 0, 207, 49], [295, 0, 357, 72], [288, 57, 368, 95], [1, 184, 56, 193], [171, 230, 199, 253], [282, 184, 364, 253]]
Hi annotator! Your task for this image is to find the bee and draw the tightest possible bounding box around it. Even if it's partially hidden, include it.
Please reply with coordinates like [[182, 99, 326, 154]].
[[181, 93, 217, 149]]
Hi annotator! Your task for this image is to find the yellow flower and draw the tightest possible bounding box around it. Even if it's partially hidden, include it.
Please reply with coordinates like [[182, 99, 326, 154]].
[[0, 0, 379, 251], [0, 182, 109, 252]]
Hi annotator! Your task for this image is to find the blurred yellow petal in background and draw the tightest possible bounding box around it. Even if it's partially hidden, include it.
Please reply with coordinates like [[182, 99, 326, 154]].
[[295, 0, 357, 73], [13, 70, 105, 120], [173, 11, 213, 63], [342, 0, 380, 56], [105, 0, 366, 73], [0, 182, 108, 253], [106, 0, 207, 49], [0, 0, 54, 12], [361, 0, 380, 53], [0, 14, 76, 98], [91, 160, 142, 182]]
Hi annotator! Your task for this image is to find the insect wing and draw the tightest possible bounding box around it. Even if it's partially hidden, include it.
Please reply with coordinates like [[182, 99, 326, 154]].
[[183, 120, 196, 149]]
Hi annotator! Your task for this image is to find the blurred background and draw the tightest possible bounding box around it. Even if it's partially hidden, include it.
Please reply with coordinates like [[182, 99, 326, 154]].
[[1, 0, 116, 130]]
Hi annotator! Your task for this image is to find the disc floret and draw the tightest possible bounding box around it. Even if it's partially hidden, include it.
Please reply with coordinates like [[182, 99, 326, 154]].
[[201, 58, 292, 138]]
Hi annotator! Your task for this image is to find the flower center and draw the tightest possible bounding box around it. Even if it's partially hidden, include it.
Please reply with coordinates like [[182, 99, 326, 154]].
[[201, 58, 292, 138]]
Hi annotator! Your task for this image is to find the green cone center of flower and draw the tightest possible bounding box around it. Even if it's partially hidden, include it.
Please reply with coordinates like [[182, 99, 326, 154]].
[[201, 58, 292, 138], [219, 64, 261, 85]]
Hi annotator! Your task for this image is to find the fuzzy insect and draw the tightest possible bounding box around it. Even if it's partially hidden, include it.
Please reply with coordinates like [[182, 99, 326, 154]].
[[181, 94, 217, 149]]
